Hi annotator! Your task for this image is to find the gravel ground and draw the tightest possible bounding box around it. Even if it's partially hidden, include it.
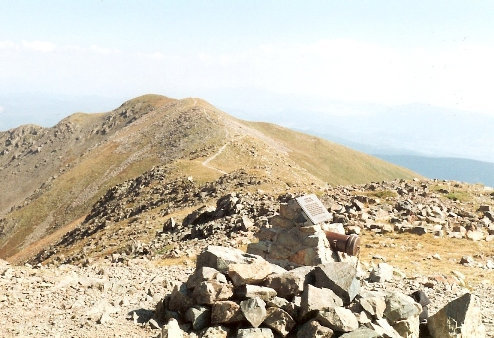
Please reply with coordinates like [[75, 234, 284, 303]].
[[363, 274, 494, 337], [0, 259, 192, 337], [1, 257, 492, 337]]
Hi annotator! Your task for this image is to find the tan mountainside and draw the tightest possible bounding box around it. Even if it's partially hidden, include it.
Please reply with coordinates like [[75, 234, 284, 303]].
[[0, 94, 417, 259]]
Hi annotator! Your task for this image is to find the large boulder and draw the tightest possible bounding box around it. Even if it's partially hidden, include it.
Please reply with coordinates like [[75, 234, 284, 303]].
[[314, 262, 360, 305], [186, 267, 227, 289], [300, 284, 343, 319], [384, 292, 421, 323], [263, 266, 314, 299], [228, 259, 274, 286], [427, 293, 486, 338], [384, 292, 421, 338]]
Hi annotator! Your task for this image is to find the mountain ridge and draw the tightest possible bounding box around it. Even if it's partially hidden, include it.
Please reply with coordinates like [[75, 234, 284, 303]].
[[0, 94, 417, 260]]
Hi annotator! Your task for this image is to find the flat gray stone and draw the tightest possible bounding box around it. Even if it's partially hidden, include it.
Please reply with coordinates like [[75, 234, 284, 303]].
[[314, 262, 360, 305], [196, 246, 264, 274], [235, 284, 277, 301], [236, 328, 274, 338], [339, 327, 380, 338]]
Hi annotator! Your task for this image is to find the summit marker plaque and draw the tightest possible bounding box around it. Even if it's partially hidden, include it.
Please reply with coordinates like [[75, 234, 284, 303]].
[[295, 194, 331, 224]]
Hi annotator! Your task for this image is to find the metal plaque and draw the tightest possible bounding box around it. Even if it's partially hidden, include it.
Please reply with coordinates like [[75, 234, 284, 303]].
[[295, 194, 331, 224]]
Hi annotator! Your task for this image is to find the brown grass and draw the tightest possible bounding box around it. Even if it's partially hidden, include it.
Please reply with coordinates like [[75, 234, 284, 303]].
[[245, 122, 419, 185], [359, 230, 494, 286], [6, 216, 86, 265]]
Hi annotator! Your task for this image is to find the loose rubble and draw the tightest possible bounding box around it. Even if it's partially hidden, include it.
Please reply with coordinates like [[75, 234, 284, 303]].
[[2, 177, 493, 337], [153, 245, 488, 337]]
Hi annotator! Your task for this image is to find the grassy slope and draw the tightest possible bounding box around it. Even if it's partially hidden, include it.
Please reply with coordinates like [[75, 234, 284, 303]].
[[246, 122, 418, 185]]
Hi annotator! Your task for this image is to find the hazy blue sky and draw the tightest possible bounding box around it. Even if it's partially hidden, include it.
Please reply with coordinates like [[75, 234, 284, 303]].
[[1, 0, 494, 164], [2, 1, 494, 112]]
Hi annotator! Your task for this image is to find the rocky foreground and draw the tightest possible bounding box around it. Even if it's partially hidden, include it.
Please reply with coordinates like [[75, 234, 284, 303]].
[[1, 247, 492, 337], [1, 177, 493, 337]]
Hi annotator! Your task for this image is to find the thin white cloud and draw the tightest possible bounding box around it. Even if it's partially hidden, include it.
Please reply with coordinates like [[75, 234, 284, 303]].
[[21, 40, 57, 53], [184, 39, 494, 115], [0, 40, 17, 50], [1, 38, 494, 116], [88, 45, 120, 55], [0, 105, 4, 113], [137, 51, 165, 60]]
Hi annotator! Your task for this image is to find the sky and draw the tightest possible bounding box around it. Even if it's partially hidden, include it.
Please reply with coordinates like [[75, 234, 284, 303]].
[[1, 1, 494, 161]]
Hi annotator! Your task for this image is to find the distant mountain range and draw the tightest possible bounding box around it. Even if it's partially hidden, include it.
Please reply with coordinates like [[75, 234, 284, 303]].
[[374, 155, 494, 187]]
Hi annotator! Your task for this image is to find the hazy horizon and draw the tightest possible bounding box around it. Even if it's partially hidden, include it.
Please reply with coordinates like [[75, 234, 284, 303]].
[[1, 1, 493, 163]]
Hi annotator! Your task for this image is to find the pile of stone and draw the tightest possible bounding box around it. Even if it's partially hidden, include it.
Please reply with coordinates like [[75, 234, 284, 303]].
[[248, 194, 352, 268], [155, 245, 453, 338], [154, 245, 486, 337]]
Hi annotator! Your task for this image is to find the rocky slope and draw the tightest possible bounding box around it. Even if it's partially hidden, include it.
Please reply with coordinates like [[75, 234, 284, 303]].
[[29, 171, 493, 276], [0, 94, 416, 260], [1, 172, 493, 336]]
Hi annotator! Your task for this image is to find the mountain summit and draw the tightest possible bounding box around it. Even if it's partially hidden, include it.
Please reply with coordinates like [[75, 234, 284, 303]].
[[0, 94, 416, 259]]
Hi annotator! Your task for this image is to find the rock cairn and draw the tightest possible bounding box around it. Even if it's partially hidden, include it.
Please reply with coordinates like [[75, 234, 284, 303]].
[[154, 245, 485, 337], [248, 197, 343, 267]]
